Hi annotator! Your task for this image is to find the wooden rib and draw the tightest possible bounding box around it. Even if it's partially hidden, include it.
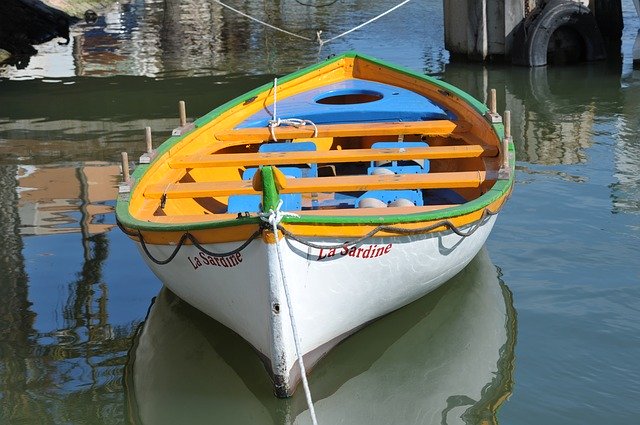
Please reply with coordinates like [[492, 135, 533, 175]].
[[145, 180, 258, 199], [171, 144, 498, 169], [144, 171, 486, 199], [215, 120, 458, 141]]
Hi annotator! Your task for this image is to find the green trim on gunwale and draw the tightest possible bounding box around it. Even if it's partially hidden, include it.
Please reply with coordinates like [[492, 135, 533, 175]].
[[115, 52, 513, 233]]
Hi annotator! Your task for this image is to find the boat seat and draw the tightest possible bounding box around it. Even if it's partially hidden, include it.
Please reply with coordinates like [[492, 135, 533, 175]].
[[227, 142, 317, 213], [357, 189, 424, 208], [364, 142, 428, 206], [259, 141, 318, 177], [367, 141, 430, 175], [227, 167, 303, 213]]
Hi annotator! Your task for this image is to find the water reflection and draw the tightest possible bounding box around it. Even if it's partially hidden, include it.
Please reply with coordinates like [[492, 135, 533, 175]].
[[0, 0, 448, 80], [0, 164, 145, 424], [613, 68, 640, 214], [443, 62, 624, 166], [16, 162, 118, 235], [441, 61, 640, 215], [125, 248, 516, 425]]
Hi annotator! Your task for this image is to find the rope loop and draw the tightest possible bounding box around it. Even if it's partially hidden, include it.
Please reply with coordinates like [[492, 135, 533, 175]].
[[259, 199, 301, 231], [268, 118, 319, 141], [268, 78, 318, 141]]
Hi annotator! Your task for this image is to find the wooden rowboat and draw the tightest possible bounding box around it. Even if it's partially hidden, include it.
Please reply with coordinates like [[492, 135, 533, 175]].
[[116, 52, 514, 398]]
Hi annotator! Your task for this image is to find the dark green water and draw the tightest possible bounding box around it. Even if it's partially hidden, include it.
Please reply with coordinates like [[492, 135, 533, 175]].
[[1, 0, 639, 424]]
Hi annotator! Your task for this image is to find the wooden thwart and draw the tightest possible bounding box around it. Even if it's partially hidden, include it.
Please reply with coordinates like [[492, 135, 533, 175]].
[[144, 171, 487, 199], [171, 144, 497, 169], [214, 119, 459, 142]]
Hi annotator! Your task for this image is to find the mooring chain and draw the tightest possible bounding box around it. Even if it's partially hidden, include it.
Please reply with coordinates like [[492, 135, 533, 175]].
[[116, 220, 262, 265], [117, 206, 497, 266], [277, 207, 499, 251]]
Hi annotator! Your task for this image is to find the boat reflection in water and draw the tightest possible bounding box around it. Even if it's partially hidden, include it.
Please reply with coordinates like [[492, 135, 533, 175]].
[[124, 248, 516, 425]]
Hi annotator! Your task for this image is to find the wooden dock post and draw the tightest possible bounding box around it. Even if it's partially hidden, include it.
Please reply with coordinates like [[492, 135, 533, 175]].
[[633, 0, 640, 68], [444, 0, 528, 61]]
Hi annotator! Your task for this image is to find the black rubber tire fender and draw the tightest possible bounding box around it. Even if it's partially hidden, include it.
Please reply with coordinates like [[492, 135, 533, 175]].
[[512, 0, 607, 67]]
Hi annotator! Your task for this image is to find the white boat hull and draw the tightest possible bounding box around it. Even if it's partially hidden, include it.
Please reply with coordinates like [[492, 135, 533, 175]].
[[127, 247, 514, 424], [137, 214, 497, 396]]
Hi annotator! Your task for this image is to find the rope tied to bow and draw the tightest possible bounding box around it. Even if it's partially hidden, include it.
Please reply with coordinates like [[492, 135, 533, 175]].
[[259, 199, 318, 425], [268, 78, 319, 142]]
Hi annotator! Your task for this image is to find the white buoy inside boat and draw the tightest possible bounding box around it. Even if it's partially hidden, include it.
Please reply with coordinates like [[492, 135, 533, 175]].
[[389, 198, 415, 207], [358, 198, 388, 208], [371, 167, 396, 175]]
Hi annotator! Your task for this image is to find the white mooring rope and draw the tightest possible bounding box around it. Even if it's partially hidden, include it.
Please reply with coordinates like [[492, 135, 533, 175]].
[[259, 201, 318, 425], [212, 0, 413, 45], [269, 78, 319, 141]]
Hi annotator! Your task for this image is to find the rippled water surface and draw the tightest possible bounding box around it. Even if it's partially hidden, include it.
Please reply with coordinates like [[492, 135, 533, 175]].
[[1, 0, 639, 424]]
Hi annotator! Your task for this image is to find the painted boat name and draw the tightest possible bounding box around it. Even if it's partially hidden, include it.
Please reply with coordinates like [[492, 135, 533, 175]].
[[188, 251, 242, 270], [317, 243, 392, 261]]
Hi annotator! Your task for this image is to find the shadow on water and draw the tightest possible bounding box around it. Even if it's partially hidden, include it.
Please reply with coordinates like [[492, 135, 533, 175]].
[[124, 248, 517, 425]]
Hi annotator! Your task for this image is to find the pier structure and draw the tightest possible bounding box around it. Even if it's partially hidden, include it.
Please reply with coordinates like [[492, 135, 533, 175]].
[[634, 0, 640, 66], [444, 0, 626, 66]]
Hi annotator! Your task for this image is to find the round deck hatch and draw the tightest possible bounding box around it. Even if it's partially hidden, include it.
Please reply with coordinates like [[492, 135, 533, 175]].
[[314, 89, 383, 105]]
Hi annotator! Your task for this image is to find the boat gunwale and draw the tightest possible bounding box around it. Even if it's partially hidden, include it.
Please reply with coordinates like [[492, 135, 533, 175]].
[[115, 52, 514, 233]]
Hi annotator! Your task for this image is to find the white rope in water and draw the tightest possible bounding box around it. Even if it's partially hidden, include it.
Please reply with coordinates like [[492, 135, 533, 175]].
[[212, 0, 314, 41], [211, 0, 413, 45], [319, 0, 412, 45], [260, 200, 318, 425]]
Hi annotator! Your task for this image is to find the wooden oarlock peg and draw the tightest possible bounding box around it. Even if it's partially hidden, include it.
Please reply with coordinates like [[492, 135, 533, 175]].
[[498, 110, 512, 180], [179, 100, 187, 127], [485, 88, 502, 124], [140, 126, 156, 164], [172, 100, 195, 136], [119, 151, 132, 193]]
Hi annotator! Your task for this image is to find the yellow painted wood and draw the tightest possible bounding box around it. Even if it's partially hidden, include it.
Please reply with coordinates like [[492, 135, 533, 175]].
[[281, 171, 487, 193], [130, 204, 460, 222], [171, 144, 498, 169], [144, 171, 487, 200], [214, 120, 458, 142], [144, 180, 258, 199], [132, 191, 509, 244]]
